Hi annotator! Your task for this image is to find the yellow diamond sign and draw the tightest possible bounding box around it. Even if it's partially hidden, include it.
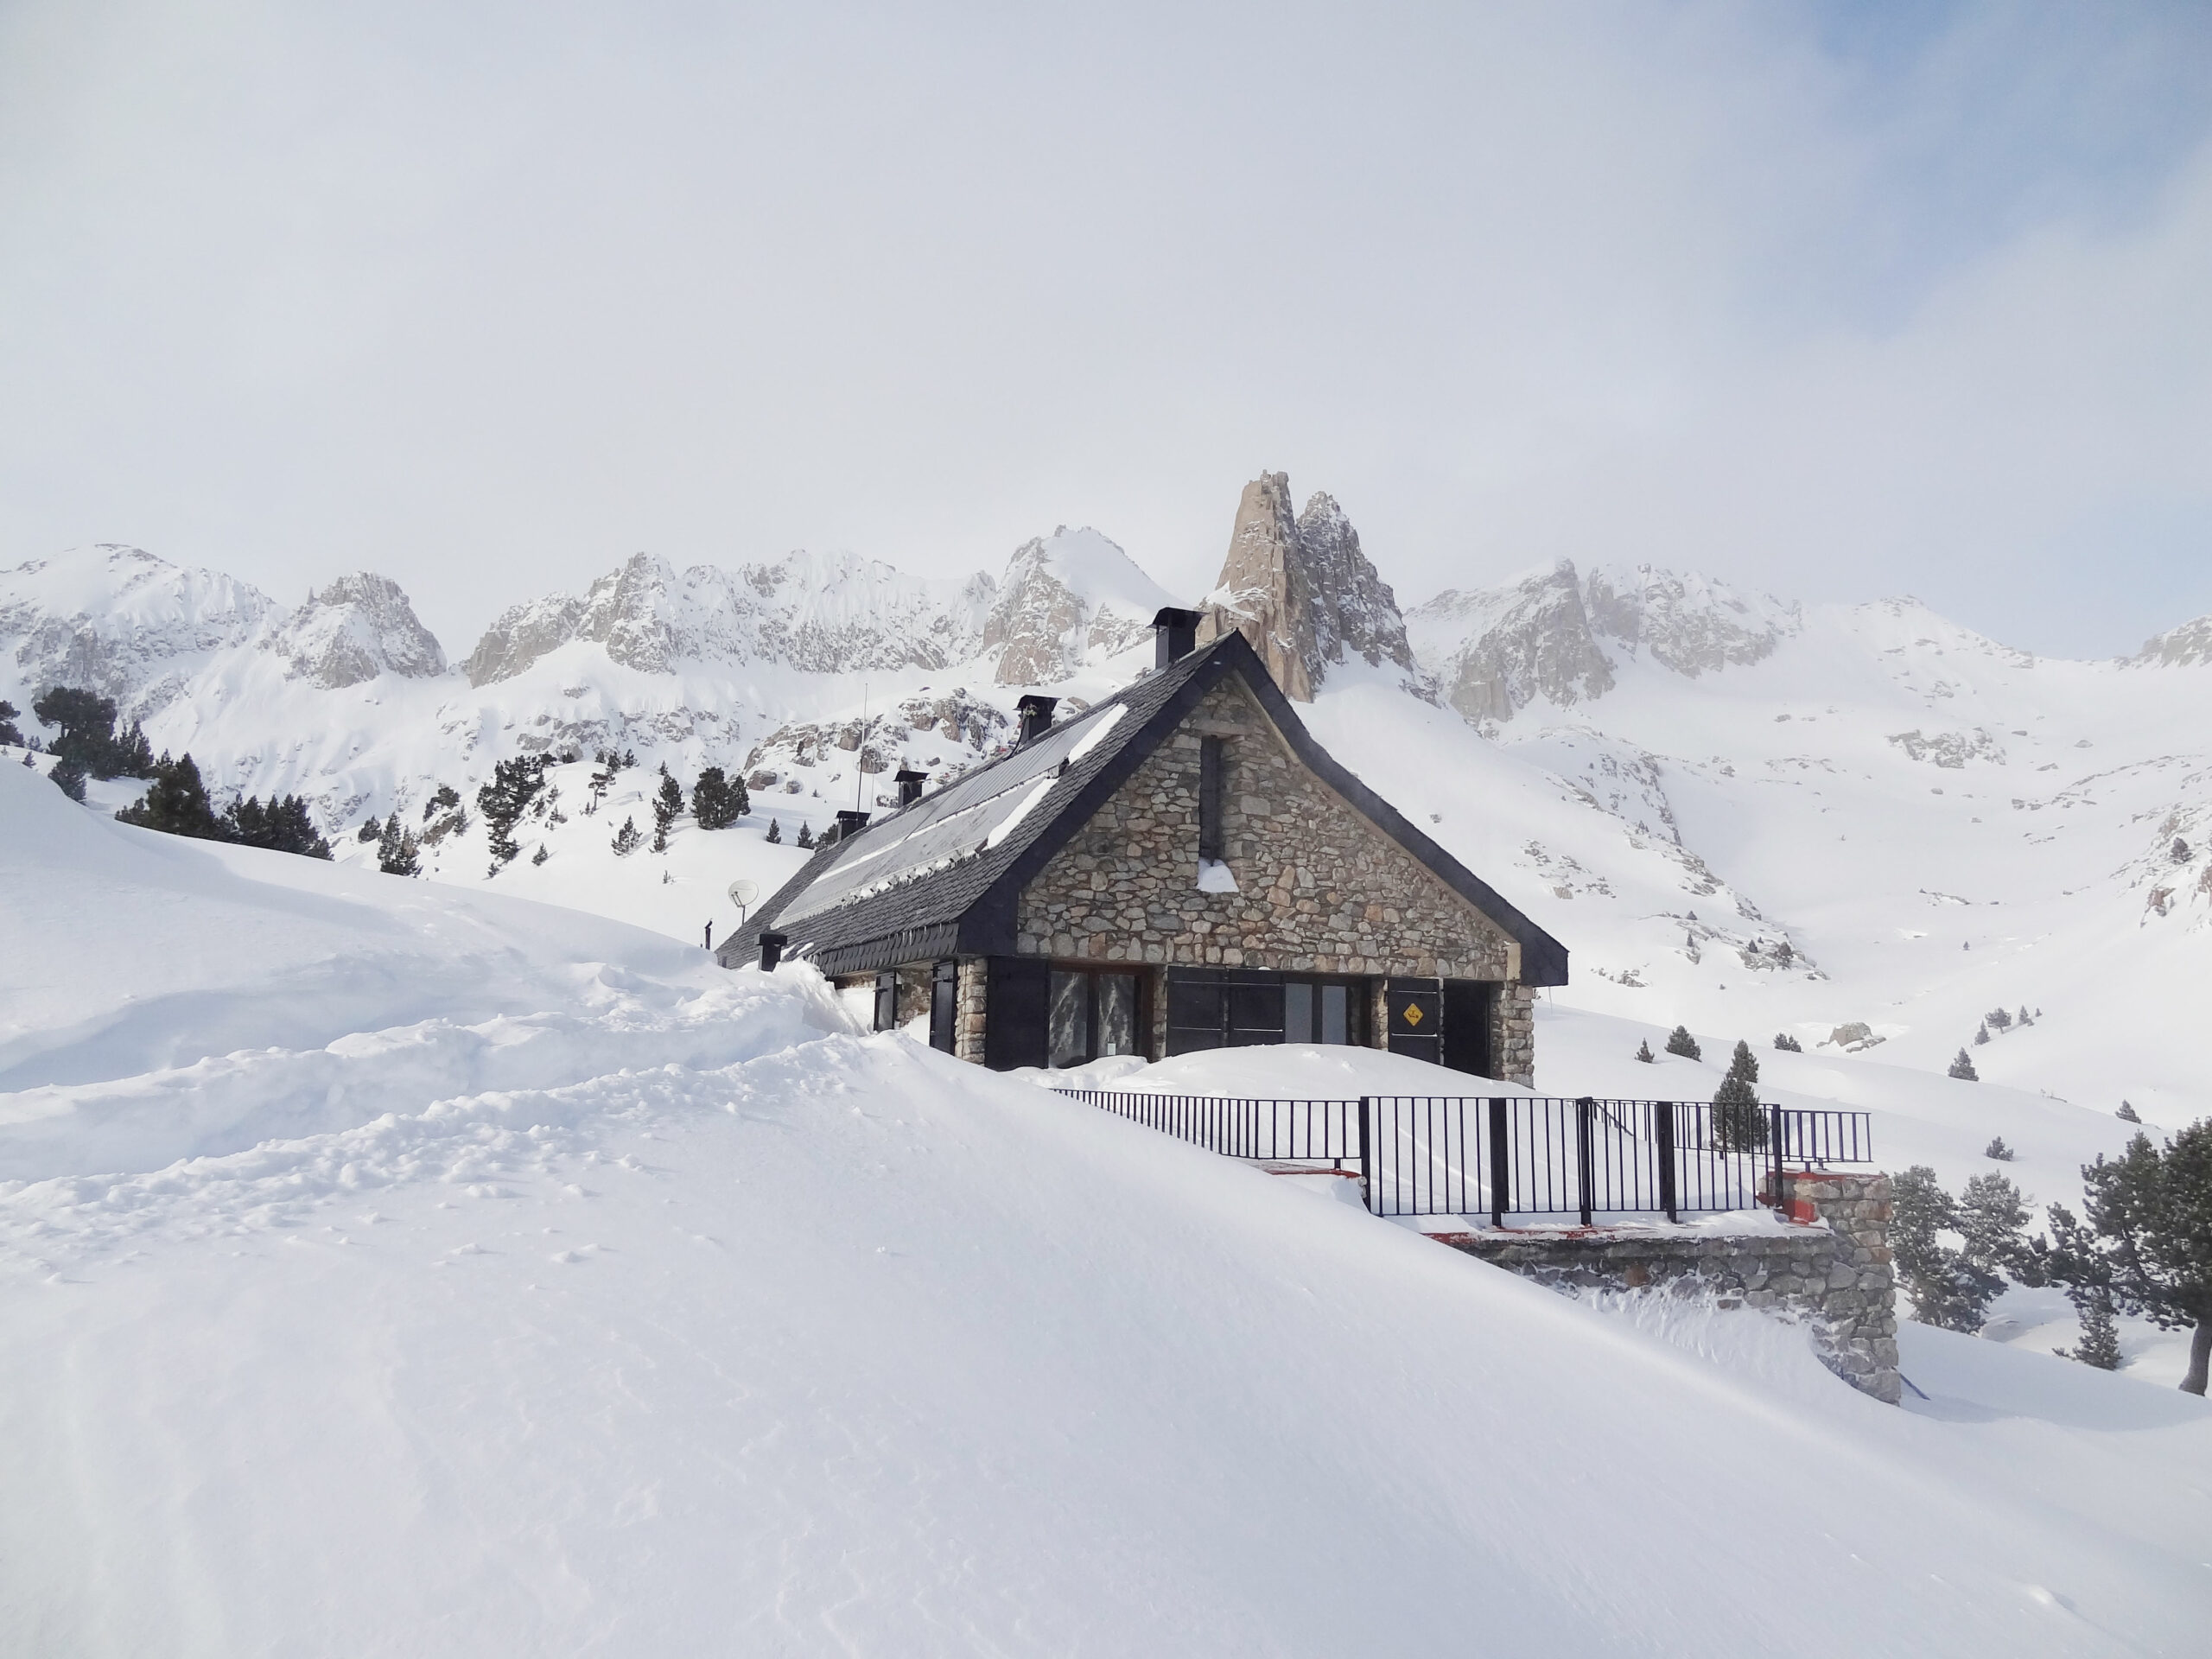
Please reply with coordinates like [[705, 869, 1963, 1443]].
[[1402, 1002, 1424, 1027]]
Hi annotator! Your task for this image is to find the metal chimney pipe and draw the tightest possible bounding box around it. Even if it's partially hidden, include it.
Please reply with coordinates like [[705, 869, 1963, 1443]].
[[894, 768, 926, 808], [1015, 696, 1058, 745], [833, 809, 871, 842], [757, 930, 787, 972]]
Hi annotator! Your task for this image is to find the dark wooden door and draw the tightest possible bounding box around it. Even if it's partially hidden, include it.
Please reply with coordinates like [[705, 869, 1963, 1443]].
[[1384, 979, 1442, 1066]]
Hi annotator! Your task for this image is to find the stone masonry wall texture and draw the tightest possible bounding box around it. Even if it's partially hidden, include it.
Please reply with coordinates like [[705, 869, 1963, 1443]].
[[1017, 678, 1518, 984], [1440, 1172, 1900, 1403]]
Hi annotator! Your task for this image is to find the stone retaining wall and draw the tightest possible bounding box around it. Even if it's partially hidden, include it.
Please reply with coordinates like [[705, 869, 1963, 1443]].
[[1435, 1171, 1899, 1403]]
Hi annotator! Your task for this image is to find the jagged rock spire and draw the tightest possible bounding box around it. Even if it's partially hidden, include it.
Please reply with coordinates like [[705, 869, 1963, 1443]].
[[1197, 473, 1424, 702]]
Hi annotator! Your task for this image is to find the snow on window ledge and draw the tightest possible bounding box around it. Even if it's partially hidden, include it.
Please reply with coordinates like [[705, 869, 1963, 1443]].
[[1197, 859, 1238, 893]]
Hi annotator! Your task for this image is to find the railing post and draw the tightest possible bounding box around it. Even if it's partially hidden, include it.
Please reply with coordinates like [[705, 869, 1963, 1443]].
[[1655, 1101, 1678, 1223], [1357, 1096, 1374, 1214], [1487, 1097, 1509, 1227], [1575, 1096, 1596, 1226], [1769, 1103, 1785, 1213]]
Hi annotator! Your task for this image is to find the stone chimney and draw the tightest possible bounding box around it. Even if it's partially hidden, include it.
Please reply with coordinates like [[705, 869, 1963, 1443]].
[[894, 767, 927, 808]]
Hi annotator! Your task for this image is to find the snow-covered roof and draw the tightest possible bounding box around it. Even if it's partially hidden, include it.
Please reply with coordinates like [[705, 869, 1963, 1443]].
[[725, 632, 1569, 982]]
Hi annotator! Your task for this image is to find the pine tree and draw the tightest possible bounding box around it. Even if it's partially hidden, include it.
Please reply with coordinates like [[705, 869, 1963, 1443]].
[[1634, 1039, 1654, 1063], [423, 784, 460, 823], [691, 766, 748, 830], [2056, 1287, 2122, 1370], [0, 698, 20, 747], [1974, 1022, 1990, 1046], [1958, 1170, 2035, 1284], [225, 795, 333, 858], [376, 815, 421, 876], [2046, 1122, 2212, 1395], [116, 753, 224, 840], [478, 756, 548, 869], [1891, 1166, 2005, 1332], [611, 816, 642, 856], [2118, 1101, 2142, 1124], [796, 821, 815, 849], [359, 815, 382, 842], [1773, 1032, 1802, 1052], [1712, 1039, 1766, 1151], [49, 755, 88, 801], [765, 817, 782, 844], [1663, 1025, 1700, 1060], [1987, 1007, 2012, 1032], [651, 765, 684, 853], [1949, 1048, 1980, 1081], [531, 843, 550, 866], [1984, 1136, 2014, 1161]]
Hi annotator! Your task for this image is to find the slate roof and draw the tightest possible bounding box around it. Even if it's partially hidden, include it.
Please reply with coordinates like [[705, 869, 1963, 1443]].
[[719, 632, 1568, 984]]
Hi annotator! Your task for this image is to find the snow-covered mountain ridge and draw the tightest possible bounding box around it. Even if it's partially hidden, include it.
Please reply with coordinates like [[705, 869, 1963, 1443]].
[[8, 491, 2212, 1123]]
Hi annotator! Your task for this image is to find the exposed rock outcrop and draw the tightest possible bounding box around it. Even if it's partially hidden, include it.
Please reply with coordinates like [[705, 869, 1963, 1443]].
[[1407, 560, 1800, 724], [1196, 474, 1424, 702], [463, 550, 998, 687], [1408, 562, 1614, 723], [2132, 615, 2212, 668], [0, 544, 275, 715], [269, 573, 446, 688], [982, 528, 1173, 686]]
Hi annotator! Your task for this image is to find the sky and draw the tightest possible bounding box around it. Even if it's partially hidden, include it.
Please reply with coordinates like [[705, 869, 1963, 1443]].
[[3, 0, 2209, 659]]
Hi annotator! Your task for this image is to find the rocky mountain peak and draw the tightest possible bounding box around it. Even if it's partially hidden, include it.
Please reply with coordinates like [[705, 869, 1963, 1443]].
[[1197, 474, 1423, 702], [1407, 561, 1615, 723], [982, 527, 1173, 686], [2132, 614, 2212, 668], [270, 572, 447, 689], [1584, 564, 1800, 676]]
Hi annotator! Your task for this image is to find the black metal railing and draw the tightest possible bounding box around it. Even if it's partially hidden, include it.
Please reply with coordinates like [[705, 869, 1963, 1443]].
[[1052, 1089, 1873, 1224], [1050, 1089, 1364, 1168]]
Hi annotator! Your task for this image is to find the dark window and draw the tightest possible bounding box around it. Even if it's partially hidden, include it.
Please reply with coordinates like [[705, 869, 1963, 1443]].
[[1198, 736, 1224, 861], [985, 957, 1051, 1071], [874, 970, 898, 1033], [1048, 968, 1142, 1067], [1165, 969, 1363, 1055]]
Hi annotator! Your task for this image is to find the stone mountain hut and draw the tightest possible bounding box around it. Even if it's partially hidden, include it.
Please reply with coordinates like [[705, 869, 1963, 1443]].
[[718, 611, 1567, 1079]]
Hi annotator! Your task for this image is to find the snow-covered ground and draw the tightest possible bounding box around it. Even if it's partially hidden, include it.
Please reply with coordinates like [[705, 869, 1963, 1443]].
[[5, 747, 2210, 1654]]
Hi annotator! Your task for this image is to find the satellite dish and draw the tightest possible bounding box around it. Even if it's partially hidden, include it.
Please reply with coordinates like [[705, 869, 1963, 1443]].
[[728, 879, 759, 919]]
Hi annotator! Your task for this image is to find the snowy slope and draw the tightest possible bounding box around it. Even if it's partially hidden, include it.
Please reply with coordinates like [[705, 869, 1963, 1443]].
[[3, 759, 2209, 1656]]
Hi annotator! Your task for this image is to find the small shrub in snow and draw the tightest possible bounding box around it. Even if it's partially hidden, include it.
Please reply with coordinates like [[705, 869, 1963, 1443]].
[[1663, 1026, 1700, 1060], [532, 844, 550, 866], [2118, 1101, 2141, 1124], [358, 816, 381, 842], [612, 816, 642, 856], [2056, 1287, 2123, 1370], [49, 755, 88, 802], [1984, 1136, 2014, 1161], [1948, 1048, 1979, 1081], [1773, 1032, 1802, 1052], [765, 817, 782, 844], [796, 821, 815, 849], [1973, 1022, 1990, 1046], [1634, 1039, 1654, 1064]]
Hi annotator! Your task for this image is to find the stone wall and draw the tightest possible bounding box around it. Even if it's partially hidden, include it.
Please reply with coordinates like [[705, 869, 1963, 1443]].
[[1436, 1171, 1899, 1404], [954, 958, 988, 1065], [1016, 677, 1517, 983]]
